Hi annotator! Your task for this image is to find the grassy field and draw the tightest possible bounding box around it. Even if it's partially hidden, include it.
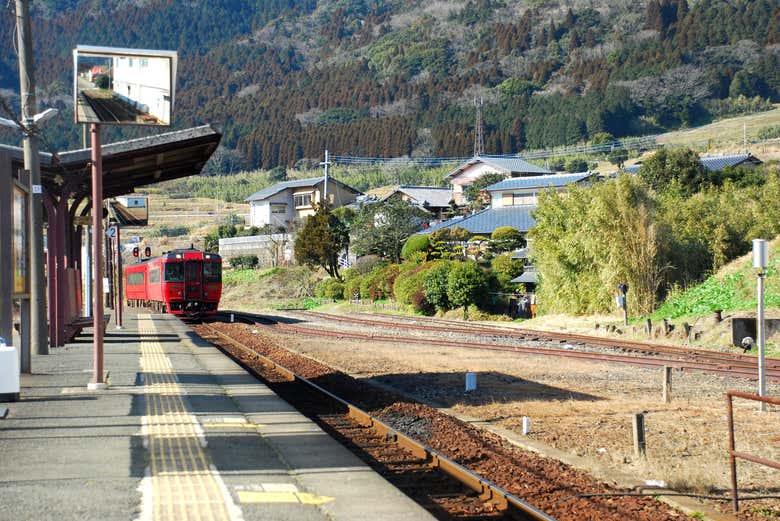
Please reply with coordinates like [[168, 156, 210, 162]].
[[656, 104, 780, 159]]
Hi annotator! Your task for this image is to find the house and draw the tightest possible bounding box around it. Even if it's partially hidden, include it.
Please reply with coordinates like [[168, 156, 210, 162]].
[[421, 172, 593, 237], [423, 205, 537, 236], [381, 185, 453, 218], [623, 152, 763, 175], [116, 195, 147, 208], [245, 176, 362, 228], [445, 156, 551, 205], [485, 172, 595, 208]]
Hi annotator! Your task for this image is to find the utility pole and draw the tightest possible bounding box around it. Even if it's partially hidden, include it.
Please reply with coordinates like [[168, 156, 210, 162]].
[[753, 239, 768, 412], [15, 0, 48, 362], [320, 149, 331, 205]]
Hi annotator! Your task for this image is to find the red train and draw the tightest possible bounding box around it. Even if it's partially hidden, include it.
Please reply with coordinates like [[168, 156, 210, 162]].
[[124, 248, 222, 315]]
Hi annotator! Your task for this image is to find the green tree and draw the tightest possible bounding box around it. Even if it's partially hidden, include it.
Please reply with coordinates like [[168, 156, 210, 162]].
[[565, 157, 589, 172], [464, 173, 506, 209], [430, 226, 471, 259], [608, 148, 628, 168], [491, 253, 525, 290], [530, 175, 670, 315], [640, 148, 706, 195], [94, 74, 110, 89], [489, 226, 524, 254], [294, 203, 349, 280], [447, 261, 487, 319], [351, 200, 427, 263], [729, 71, 755, 99]]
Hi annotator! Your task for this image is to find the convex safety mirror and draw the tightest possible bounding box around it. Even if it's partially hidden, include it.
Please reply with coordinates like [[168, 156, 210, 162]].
[[73, 45, 177, 126]]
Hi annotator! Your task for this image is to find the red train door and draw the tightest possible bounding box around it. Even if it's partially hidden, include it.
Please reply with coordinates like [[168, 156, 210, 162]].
[[184, 260, 202, 301]]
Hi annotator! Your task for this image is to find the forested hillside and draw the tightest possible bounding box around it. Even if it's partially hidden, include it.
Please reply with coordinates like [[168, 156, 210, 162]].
[[0, 0, 778, 169]]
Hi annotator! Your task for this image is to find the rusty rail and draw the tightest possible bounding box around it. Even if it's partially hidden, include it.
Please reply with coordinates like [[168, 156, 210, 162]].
[[200, 320, 556, 521], [726, 390, 780, 512]]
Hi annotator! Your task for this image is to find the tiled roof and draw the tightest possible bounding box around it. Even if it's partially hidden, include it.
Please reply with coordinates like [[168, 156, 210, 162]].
[[445, 156, 551, 179], [511, 269, 538, 284], [423, 205, 536, 235], [384, 185, 453, 208], [511, 248, 530, 259], [622, 153, 762, 176], [699, 153, 762, 171], [245, 177, 361, 202], [485, 172, 593, 191]]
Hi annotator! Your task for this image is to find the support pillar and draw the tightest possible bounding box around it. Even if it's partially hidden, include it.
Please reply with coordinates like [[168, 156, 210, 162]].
[[43, 196, 58, 349], [0, 154, 12, 344], [90, 123, 105, 388]]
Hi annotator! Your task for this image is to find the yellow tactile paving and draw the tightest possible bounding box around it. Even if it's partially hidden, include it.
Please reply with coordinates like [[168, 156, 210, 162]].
[[138, 314, 240, 521]]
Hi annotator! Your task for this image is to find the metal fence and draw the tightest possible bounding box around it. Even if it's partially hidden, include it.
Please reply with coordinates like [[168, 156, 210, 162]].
[[726, 390, 780, 512]]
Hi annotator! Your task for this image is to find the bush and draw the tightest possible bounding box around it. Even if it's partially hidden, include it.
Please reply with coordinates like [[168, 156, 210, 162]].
[[401, 235, 430, 260], [315, 278, 345, 300], [758, 124, 780, 141], [364, 264, 400, 300], [423, 260, 452, 312], [229, 255, 259, 269], [394, 262, 433, 305], [343, 271, 365, 300], [147, 224, 190, 238], [565, 158, 589, 173], [491, 253, 525, 289], [447, 261, 488, 319]]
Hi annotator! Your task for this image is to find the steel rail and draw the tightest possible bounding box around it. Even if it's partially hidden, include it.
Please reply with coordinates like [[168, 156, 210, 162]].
[[81, 92, 122, 123], [297, 311, 780, 375], [199, 320, 557, 521], [231, 310, 780, 381]]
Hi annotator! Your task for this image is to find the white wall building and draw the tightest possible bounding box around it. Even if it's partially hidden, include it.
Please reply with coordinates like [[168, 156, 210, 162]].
[[116, 196, 147, 208], [444, 156, 552, 205], [246, 177, 362, 228], [112, 55, 171, 123]]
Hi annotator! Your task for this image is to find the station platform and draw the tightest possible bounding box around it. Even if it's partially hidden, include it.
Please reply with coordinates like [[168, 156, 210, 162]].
[[0, 311, 435, 521]]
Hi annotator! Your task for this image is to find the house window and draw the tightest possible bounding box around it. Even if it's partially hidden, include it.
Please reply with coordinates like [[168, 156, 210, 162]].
[[513, 193, 536, 205], [271, 203, 287, 214], [293, 193, 313, 208], [140, 58, 149, 68]]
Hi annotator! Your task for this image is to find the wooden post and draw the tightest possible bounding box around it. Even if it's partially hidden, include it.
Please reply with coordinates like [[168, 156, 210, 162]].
[[683, 322, 692, 341], [662, 366, 672, 403], [632, 412, 646, 459], [645, 318, 652, 338]]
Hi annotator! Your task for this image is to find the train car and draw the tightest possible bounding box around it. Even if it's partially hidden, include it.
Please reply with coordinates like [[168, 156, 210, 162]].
[[125, 248, 222, 315]]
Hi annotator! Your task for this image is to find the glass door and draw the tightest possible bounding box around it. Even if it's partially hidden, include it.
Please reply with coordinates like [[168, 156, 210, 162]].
[[184, 261, 202, 300]]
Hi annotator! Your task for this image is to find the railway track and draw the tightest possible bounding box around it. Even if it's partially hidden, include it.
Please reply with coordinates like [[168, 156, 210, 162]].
[[195, 320, 554, 521], [259, 310, 780, 382], [80, 91, 140, 122], [193, 315, 693, 521]]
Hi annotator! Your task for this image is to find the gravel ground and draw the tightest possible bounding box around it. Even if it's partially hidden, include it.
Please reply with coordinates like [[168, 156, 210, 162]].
[[265, 313, 780, 521], [199, 322, 695, 521]]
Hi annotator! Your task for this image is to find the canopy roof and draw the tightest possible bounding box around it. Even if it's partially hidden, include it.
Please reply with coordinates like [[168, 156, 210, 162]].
[[0, 124, 221, 201]]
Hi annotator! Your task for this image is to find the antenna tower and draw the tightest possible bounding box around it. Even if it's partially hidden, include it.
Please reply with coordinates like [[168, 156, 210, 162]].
[[473, 96, 484, 157]]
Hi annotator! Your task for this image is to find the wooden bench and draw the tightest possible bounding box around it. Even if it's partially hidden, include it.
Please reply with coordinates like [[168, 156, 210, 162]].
[[64, 314, 111, 343]]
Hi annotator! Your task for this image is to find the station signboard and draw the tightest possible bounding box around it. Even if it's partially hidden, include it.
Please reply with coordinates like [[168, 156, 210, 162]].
[[73, 45, 177, 126], [12, 185, 27, 296]]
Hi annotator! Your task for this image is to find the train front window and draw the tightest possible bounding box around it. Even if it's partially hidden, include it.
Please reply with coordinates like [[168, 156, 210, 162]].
[[164, 262, 184, 282], [203, 262, 221, 283]]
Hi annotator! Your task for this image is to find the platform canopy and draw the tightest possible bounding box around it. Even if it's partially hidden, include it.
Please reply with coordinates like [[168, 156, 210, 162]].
[[0, 124, 221, 201]]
